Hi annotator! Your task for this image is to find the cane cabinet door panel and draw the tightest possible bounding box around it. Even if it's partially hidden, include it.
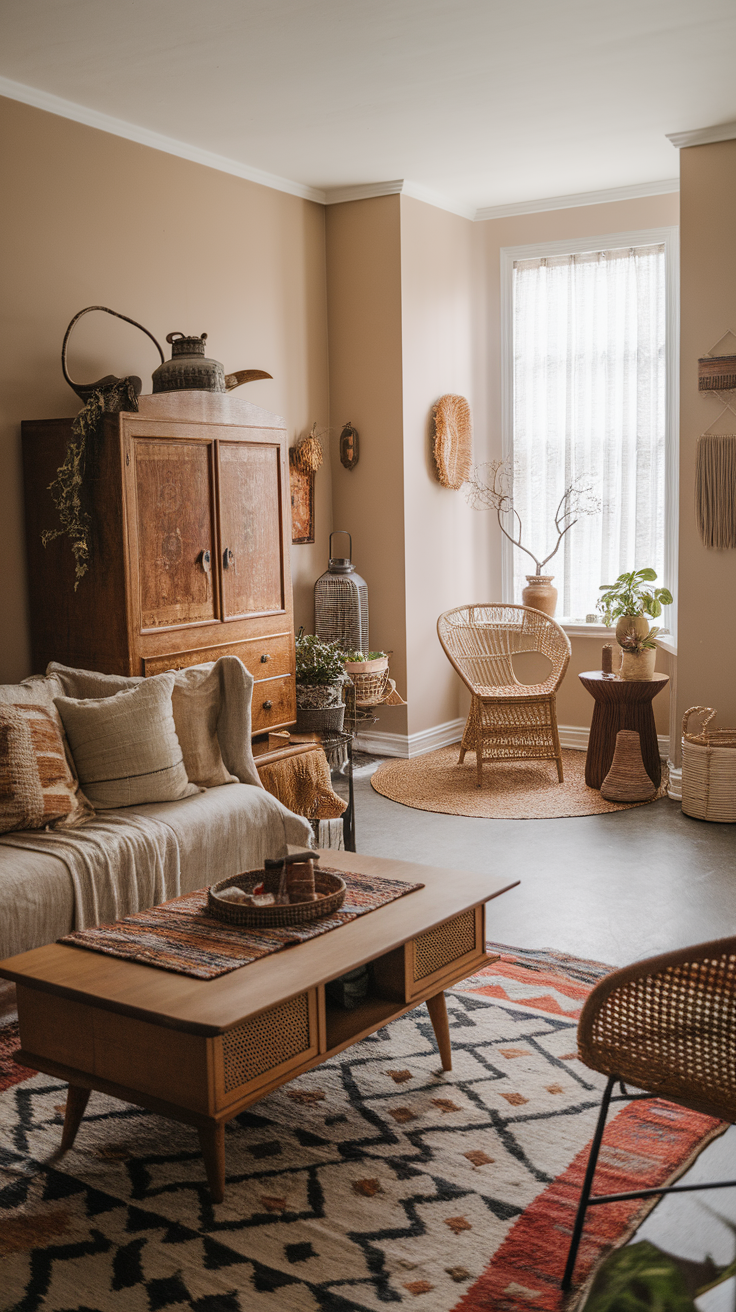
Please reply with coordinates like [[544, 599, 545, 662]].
[[218, 441, 284, 619], [132, 439, 218, 631]]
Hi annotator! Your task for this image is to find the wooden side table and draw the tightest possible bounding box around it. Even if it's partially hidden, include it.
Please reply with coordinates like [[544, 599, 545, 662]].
[[579, 671, 669, 789]]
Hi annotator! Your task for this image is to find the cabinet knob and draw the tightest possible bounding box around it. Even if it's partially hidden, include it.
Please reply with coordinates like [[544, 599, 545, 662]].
[[262, 700, 273, 710], [199, 550, 211, 574], [223, 547, 236, 571], [260, 653, 270, 663]]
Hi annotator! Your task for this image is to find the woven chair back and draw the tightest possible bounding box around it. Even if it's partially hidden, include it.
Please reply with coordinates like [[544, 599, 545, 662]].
[[437, 605, 570, 695], [577, 935, 736, 1123]]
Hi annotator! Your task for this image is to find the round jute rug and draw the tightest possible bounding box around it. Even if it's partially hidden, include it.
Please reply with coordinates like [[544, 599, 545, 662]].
[[371, 745, 665, 819]]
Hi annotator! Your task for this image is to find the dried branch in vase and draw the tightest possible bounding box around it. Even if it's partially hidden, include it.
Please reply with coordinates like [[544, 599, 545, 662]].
[[466, 458, 601, 574]]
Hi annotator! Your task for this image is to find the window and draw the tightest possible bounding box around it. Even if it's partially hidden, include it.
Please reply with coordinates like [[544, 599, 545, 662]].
[[500, 228, 678, 624]]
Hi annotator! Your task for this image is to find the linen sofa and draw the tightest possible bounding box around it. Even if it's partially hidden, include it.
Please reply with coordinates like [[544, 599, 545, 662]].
[[0, 659, 312, 962]]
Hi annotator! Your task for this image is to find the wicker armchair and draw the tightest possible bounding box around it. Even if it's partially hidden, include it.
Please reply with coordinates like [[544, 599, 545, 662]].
[[562, 935, 736, 1291], [437, 605, 570, 788]]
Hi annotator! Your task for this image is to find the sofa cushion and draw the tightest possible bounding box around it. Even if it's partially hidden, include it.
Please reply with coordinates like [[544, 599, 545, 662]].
[[48, 661, 238, 789], [0, 702, 91, 833], [55, 673, 199, 808]]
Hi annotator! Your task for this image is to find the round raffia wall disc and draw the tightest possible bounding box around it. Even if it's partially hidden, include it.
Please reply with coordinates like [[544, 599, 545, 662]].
[[432, 394, 472, 489], [371, 746, 666, 819]]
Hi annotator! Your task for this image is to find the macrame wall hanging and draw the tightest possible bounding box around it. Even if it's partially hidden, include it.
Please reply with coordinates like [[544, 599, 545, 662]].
[[695, 332, 736, 549], [431, 394, 473, 489]]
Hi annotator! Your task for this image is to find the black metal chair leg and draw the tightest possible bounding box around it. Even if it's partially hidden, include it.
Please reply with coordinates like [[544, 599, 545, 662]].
[[561, 1075, 616, 1291]]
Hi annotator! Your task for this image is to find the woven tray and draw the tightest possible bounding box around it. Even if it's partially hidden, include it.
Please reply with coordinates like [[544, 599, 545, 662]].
[[208, 867, 346, 928]]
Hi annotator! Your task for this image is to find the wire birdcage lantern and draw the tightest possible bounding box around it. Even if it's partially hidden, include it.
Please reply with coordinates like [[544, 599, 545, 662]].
[[314, 531, 369, 654]]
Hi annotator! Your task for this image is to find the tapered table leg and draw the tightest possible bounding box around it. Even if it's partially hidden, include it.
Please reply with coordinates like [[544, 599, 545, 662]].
[[198, 1122, 225, 1203], [60, 1084, 91, 1151], [427, 992, 452, 1071]]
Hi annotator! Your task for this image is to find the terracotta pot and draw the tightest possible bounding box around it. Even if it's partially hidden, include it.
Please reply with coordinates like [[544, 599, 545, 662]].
[[344, 657, 388, 675], [619, 648, 657, 681], [615, 613, 650, 645], [521, 575, 558, 617]]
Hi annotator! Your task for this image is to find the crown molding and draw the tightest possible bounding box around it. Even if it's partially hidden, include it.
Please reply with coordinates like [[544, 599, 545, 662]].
[[475, 177, 680, 221], [323, 178, 475, 220], [0, 75, 327, 203], [666, 120, 736, 149], [323, 179, 405, 204]]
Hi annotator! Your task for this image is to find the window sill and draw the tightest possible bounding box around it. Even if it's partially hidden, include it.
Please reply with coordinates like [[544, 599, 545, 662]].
[[556, 617, 677, 656]]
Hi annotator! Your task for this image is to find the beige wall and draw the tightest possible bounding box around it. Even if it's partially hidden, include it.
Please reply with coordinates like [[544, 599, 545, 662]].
[[325, 196, 408, 734], [476, 191, 680, 733], [677, 140, 736, 735], [0, 95, 330, 682], [399, 196, 488, 736]]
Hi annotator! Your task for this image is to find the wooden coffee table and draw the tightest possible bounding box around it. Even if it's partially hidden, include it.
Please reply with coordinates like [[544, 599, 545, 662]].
[[0, 850, 517, 1202]]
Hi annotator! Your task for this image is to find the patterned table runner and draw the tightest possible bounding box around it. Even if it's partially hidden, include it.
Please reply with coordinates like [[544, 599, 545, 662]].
[[59, 870, 424, 979]]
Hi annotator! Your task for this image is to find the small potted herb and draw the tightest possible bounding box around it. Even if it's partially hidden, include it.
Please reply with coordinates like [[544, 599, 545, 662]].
[[342, 649, 388, 674], [342, 650, 391, 706], [294, 633, 347, 730], [618, 626, 661, 681]]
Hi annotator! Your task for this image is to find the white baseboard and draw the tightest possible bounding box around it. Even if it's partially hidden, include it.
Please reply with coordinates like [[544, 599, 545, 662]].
[[355, 719, 670, 761], [666, 761, 682, 801], [354, 717, 466, 759]]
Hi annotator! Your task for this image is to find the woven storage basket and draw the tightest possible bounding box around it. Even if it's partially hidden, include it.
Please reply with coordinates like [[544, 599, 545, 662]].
[[345, 656, 390, 707], [682, 706, 736, 823], [295, 704, 345, 733], [208, 867, 346, 927]]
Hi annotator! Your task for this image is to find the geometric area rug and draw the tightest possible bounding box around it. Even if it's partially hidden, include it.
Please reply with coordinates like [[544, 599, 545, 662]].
[[0, 945, 724, 1312]]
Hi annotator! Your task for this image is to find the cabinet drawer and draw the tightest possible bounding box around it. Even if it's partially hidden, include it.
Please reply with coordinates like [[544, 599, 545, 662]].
[[239, 633, 293, 680], [214, 990, 318, 1110], [407, 907, 484, 999], [141, 634, 293, 679], [251, 673, 296, 732]]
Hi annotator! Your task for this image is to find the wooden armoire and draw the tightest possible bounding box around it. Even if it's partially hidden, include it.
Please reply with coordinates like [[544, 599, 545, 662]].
[[22, 392, 296, 737]]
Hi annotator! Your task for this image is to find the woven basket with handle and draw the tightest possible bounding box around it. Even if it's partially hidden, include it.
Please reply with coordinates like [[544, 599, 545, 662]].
[[682, 706, 736, 823]]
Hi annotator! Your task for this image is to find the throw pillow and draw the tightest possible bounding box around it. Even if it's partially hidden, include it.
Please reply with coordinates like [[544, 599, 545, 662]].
[[0, 703, 91, 833], [54, 673, 199, 808], [48, 661, 238, 789]]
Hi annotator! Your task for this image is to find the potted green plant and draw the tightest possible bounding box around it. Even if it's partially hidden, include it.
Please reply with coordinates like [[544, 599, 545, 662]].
[[597, 569, 673, 643], [618, 625, 661, 681], [342, 649, 390, 707], [294, 633, 347, 731], [342, 649, 388, 675]]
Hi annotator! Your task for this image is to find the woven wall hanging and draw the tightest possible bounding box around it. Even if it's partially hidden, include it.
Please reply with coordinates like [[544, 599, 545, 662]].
[[431, 394, 472, 489], [695, 433, 736, 548]]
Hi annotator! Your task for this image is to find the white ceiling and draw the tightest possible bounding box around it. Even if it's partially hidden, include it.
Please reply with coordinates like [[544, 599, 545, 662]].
[[2, 0, 736, 214]]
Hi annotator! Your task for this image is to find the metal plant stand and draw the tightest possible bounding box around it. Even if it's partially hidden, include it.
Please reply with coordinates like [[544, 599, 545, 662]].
[[320, 730, 356, 852]]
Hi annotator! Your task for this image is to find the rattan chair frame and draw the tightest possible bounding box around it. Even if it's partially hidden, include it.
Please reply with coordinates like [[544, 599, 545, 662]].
[[437, 604, 571, 788], [562, 935, 736, 1291]]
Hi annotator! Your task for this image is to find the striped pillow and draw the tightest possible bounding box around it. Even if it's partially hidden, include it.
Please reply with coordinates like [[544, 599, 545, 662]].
[[54, 673, 199, 809], [0, 703, 91, 833]]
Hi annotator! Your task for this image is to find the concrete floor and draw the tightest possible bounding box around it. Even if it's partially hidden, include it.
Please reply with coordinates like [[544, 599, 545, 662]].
[[351, 759, 736, 967]]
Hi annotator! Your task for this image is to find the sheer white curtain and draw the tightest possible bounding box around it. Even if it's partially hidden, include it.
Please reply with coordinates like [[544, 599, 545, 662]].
[[512, 244, 666, 618]]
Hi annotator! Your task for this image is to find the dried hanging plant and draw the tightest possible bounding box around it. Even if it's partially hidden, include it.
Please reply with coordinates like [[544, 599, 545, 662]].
[[291, 422, 325, 474], [466, 458, 601, 574], [42, 378, 139, 588]]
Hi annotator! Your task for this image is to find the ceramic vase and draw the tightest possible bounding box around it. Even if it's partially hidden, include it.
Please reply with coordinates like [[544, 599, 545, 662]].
[[522, 575, 558, 617], [619, 648, 657, 681], [615, 613, 650, 645]]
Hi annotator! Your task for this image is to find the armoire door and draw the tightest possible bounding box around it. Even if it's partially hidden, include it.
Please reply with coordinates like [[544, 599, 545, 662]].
[[218, 441, 285, 619], [131, 438, 218, 630]]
